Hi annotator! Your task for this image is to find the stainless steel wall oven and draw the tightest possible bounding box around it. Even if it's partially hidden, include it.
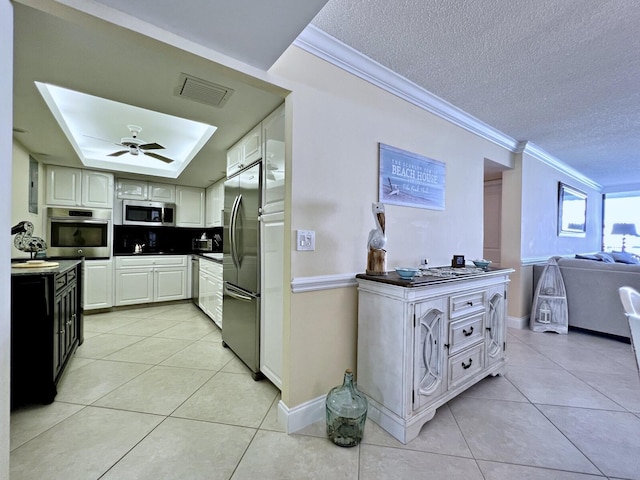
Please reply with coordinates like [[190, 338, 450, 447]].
[[46, 207, 111, 258]]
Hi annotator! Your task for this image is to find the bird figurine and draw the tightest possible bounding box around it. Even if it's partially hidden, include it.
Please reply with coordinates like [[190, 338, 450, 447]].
[[367, 202, 387, 250], [11, 221, 47, 258], [366, 202, 387, 275]]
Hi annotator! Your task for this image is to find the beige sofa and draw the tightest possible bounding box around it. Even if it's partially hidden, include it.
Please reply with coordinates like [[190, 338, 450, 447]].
[[533, 256, 640, 340]]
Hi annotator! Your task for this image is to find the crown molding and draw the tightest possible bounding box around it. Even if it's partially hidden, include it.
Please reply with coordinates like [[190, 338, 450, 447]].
[[295, 25, 602, 192], [294, 25, 519, 151], [517, 141, 601, 191]]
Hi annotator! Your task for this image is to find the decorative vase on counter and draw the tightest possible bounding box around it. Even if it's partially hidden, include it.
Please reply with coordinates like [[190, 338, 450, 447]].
[[325, 369, 368, 447]]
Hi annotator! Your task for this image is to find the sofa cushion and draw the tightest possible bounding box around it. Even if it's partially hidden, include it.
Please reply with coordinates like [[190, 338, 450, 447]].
[[611, 251, 640, 264], [575, 253, 602, 261]]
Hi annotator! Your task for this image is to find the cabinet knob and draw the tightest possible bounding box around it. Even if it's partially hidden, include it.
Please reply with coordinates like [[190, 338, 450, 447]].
[[58, 329, 65, 335]]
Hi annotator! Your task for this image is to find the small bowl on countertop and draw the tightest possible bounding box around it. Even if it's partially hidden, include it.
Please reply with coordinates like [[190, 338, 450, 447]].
[[395, 267, 420, 280], [472, 259, 492, 270]]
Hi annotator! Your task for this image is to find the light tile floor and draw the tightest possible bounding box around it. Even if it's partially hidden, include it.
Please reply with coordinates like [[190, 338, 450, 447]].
[[10, 302, 640, 479]]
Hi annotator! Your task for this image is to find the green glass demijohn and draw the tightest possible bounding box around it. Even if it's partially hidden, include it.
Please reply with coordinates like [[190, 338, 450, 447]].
[[325, 369, 368, 447]]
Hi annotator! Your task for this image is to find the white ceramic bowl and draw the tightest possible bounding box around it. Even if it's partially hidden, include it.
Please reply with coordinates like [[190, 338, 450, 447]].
[[395, 267, 420, 279], [472, 259, 492, 269]]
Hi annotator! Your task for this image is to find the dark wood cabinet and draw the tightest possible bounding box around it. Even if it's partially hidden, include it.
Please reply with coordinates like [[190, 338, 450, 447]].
[[11, 260, 83, 408]]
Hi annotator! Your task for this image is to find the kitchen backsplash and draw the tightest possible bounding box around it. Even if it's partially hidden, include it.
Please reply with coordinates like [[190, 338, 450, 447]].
[[114, 225, 222, 255]]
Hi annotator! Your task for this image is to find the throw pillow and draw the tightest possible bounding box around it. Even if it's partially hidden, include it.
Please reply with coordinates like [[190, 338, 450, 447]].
[[575, 253, 602, 261], [595, 252, 616, 263], [610, 251, 640, 264]]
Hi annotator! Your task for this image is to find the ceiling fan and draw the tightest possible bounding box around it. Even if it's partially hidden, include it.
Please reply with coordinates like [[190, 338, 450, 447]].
[[85, 124, 174, 163]]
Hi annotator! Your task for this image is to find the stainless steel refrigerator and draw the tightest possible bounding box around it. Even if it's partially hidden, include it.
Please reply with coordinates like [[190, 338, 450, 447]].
[[222, 162, 263, 380]]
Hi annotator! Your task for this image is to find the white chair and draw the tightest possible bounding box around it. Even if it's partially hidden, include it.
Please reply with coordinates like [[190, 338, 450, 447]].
[[620, 286, 640, 316], [619, 286, 640, 373]]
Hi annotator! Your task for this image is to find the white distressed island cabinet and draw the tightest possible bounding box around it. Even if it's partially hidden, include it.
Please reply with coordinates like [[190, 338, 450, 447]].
[[356, 267, 513, 444]]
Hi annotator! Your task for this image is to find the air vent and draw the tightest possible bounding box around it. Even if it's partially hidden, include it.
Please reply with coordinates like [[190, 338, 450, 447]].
[[176, 73, 234, 108]]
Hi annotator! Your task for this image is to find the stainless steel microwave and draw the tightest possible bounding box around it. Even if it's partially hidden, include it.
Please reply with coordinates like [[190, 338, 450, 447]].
[[122, 200, 176, 227]]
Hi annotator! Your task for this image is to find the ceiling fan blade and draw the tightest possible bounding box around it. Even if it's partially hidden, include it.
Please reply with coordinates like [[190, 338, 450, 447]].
[[108, 150, 128, 157], [139, 142, 165, 151], [144, 151, 174, 163]]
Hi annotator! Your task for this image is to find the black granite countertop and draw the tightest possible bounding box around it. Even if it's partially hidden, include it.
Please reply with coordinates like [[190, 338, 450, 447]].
[[11, 259, 82, 277], [114, 250, 193, 256], [115, 250, 222, 257], [194, 252, 223, 263], [356, 266, 514, 287]]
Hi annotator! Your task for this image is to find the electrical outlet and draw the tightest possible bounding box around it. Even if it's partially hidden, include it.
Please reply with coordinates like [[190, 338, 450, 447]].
[[296, 230, 315, 251]]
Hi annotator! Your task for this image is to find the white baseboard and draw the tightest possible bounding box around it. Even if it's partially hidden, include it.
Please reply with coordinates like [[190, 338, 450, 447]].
[[508, 315, 529, 329], [278, 395, 325, 434]]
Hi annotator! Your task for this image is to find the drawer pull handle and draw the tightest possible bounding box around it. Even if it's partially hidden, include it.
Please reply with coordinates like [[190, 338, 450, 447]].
[[462, 359, 473, 369], [467, 301, 473, 306], [463, 326, 474, 336]]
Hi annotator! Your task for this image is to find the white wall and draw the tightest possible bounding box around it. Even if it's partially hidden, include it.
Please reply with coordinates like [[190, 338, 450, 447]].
[[521, 151, 602, 259], [500, 150, 602, 323], [1, 1, 13, 477], [11, 141, 45, 259], [271, 45, 513, 407]]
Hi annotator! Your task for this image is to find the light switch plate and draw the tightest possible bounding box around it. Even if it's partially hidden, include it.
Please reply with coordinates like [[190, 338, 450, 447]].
[[296, 230, 315, 251]]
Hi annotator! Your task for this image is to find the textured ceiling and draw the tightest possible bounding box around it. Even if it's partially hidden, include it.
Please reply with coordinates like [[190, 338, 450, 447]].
[[311, 0, 640, 189], [13, 0, 640, 190]]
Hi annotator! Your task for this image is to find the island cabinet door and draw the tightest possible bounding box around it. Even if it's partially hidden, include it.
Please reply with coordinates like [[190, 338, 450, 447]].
[[413, 297, 447, 411]]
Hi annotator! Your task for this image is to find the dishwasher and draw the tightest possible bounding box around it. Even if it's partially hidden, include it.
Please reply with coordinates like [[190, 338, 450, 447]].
[[191, 255, 199, 305]]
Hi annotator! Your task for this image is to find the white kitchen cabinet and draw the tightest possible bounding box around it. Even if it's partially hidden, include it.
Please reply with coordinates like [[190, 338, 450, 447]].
[[226, 143, 243, 178], [227, 122, 262, 177], [205, 180, 224, 227], [260, 211, 284, 389], [148, 182, 176, 202], [176, 185, 205, 227], [83, 259, 113, 310], [198, 258, 222, 328], [242, 123, 262, 165], [262, 104, 285, 214], [116, 178, 175, 202], [46, 165, 113, 208], [116, 178, 148, 200], [114, 255, 187, 306], [155, 267, 188, 302], [81, 170, 114, 208], [115, 268, 154, 305], [46, 166, 81, 206], [356, 268, 512, 444]]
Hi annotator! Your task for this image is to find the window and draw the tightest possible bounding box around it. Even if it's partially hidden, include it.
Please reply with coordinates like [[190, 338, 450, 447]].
[[602, 191, 640, 252]]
